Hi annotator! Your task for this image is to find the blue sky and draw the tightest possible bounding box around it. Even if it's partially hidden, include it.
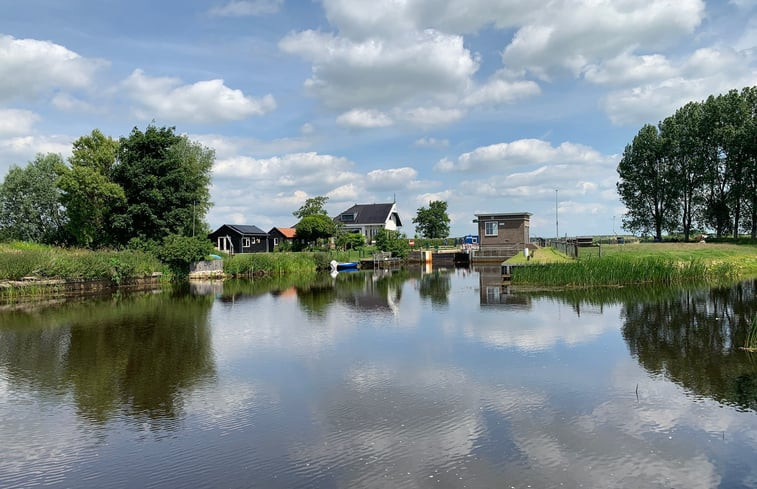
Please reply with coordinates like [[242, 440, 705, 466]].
[[1, 0, 756, 238]]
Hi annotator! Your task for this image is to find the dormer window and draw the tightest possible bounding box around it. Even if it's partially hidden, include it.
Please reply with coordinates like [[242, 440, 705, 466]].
[[341, 213, 355, 222]]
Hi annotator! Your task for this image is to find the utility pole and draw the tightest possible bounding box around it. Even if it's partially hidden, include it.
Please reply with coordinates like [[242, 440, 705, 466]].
[[555, 188, 559, 242]]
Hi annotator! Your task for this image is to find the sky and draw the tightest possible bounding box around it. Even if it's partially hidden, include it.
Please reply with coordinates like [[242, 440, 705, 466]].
[[1, 0, 756, 238]]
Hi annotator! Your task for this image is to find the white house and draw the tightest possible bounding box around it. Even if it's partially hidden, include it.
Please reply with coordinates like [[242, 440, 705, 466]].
[[334, 203, 402, 242]]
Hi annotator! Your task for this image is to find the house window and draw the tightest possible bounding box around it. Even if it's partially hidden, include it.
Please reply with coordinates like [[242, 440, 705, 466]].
[[485, 221, 498, 236], [242, 237, 251, 247], [273, 238, 279, 245], [217, 237, 230, 251], [341, 213, 355, 222]]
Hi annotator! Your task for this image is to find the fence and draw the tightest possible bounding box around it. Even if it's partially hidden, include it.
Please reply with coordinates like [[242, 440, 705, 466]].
[[549, 240, 601, 258]]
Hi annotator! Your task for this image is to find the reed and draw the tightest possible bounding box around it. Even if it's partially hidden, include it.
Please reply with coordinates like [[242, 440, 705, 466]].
[[512, 255, 737, 286], [0, 242, 163, 282], [224, 252, 320, 276], [746, 316, 757, 351]]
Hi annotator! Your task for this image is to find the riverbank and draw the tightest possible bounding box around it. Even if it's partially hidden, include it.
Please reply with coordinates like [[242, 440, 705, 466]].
[[0, 242, 166, 300], [508, 242, 757, 286]]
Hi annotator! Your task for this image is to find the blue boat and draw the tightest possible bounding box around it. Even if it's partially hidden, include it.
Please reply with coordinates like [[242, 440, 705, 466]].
[[330, 260, 359, 272]]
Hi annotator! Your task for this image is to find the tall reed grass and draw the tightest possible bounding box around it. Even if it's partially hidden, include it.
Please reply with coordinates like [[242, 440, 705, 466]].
[[0, 242, 163, 282], [746, 316, 757, 351], [224, 252, 321, 276], [512, 255, 737, 287]]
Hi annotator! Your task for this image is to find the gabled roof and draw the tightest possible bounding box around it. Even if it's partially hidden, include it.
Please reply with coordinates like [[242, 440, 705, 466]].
[[214, 224, 267, 235], [335, 203, 402, 226], [270, 227, 296, 238]]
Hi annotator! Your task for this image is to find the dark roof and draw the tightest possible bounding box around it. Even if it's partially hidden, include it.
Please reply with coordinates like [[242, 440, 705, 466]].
[[214, 224, 267, 235], [335, 203, 401, 226]]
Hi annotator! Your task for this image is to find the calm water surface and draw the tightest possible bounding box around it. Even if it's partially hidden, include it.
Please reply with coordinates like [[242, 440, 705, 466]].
[[1, 268, 756, 488]]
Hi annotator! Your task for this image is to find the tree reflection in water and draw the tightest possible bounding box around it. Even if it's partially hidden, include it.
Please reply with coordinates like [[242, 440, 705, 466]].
[[0, 288, 216, 427], [621, 280, 757, 411]]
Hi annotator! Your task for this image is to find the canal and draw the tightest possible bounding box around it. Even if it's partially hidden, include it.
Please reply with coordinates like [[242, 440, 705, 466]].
[[1, 268, 756, 488]]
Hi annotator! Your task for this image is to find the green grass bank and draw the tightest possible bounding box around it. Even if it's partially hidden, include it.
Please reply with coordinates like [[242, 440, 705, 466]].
[[509, 242, 756, 287]]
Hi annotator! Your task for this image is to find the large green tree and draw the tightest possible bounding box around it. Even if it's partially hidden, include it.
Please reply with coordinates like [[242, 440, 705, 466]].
[[58, 130, 125, 248], [111, 125, 214, 244], [0, 153, 67, 243], [293, 196, 329, 219], [412, 200, 450, 239], [617, 124, 679, 241], [295, 214, 336, 244]]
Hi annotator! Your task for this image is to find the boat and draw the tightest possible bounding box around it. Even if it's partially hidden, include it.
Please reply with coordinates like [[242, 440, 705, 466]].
[[329, 260, 359, 272]]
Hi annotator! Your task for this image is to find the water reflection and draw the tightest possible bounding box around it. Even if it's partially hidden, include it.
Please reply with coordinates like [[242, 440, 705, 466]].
[[1, 270, 757, 488], [0, 288, 215, 425], [622, 279, 757, 412]]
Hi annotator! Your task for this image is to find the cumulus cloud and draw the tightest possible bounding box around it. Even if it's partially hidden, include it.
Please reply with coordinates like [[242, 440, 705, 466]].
[[122, 69, 276, 124], [213, 152, 358, 189], [279, 29, 478, 110], [502, 0, 706, 78], [0, 35, 105, 102], [336, 109, 393, 128], [583, 52, 676, 86], [209, 0, 282, 17], [365, 167, 418, 191], [436, 139, 611, 173], [463, 72, 541, 106], [601, 47, 757, 125], [0, 109, 40, 136]]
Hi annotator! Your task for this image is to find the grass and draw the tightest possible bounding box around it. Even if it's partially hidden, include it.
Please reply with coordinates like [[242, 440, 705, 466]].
[[509, 242, 753, 287], [0, 241, 163, 282]]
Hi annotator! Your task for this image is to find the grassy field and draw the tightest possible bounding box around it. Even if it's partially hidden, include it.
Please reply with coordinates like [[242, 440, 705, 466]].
[[508, 242, 757, 286]]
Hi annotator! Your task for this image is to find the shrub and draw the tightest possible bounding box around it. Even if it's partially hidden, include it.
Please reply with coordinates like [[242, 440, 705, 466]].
[[157, 234, 214, 278]]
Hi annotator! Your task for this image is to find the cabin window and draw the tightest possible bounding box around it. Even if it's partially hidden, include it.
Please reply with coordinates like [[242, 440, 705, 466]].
[[217, 237, 230, 251], [273, 238, 279, 245], [242, 237, 251, 247], [485, 221, 498, 236]]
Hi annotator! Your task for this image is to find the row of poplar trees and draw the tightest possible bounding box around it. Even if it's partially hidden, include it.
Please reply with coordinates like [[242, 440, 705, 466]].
[[617, 86, 757, 241], [0, 125, 213, 248]]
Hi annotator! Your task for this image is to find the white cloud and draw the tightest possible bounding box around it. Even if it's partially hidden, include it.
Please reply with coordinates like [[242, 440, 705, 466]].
[[583, 52, 676, 86], [0, 109, 40, 136], [0, 35, 104, 102], [209, 0, 283, 17], [280, 29, 478, 110], [601, 47, 757, 125], [437, 139, 611, 173], [122, 69, 276, 124], [501, 0, 706, 78], [365, 167, 418, 191], [398, 106, 464, 126], [464, 73, 541, 106], [414, 137, 449, 148], [213, 152, 357, 189], [336, 109, 393, 128]]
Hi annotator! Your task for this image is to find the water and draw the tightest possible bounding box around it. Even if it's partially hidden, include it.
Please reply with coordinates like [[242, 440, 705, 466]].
[[1, 269, 756, 488]]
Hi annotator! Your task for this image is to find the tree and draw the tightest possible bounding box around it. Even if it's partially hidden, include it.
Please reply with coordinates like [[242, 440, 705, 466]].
[[0, 153, 66, 243], [336, 232, 365, 250], [658, 103, 707, 242], [58, 130, 125, 248], [412, 200, 450, 239], [617, 124, 679, 241], [293, 196, 329, 219], [295, 214, 336, 245], [374, 229, 410, 258], [111, 125, 214, 244]]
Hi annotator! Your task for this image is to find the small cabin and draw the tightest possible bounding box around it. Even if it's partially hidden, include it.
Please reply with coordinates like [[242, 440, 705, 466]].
[[209, 224, 268, 254]]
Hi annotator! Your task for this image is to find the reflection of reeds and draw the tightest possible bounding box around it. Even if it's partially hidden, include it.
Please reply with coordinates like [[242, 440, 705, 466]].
[[746, 316, 757, 351], [512, 255, 737, 287]]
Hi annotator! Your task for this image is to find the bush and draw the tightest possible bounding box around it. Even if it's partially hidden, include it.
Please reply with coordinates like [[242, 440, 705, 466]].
[[374, 229, 410, 258], [156, 234, 214, 278]]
